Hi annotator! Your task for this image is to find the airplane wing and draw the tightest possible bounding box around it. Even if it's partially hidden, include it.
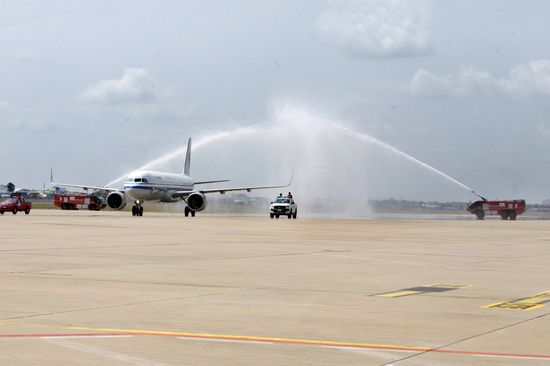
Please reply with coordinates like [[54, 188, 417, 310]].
[[51, 183, 121, 192], [194, 179, 231, 185], [200, 182, 291, 195], [173, 175, 292, 198]]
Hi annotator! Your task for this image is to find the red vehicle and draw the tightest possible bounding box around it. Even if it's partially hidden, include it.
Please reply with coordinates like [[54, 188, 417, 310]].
[[0, 194, 32, 215], [467, 199, 526, 220], [54, 194, 106, 211]]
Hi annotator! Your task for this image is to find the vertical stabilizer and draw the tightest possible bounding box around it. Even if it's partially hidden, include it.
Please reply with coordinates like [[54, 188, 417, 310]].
[[183, 137, 192, 175]]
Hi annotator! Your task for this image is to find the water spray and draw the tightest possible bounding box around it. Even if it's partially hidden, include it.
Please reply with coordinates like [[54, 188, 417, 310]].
[[103, 105, 487, 208], [328, 123, 487, 201]]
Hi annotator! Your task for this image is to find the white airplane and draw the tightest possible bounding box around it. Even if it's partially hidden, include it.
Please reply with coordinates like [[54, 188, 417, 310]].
[[53, 138, 291, 216]]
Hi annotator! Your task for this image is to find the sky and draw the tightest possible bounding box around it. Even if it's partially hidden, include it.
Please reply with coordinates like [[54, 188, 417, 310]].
[[2, 0, 550, 203]]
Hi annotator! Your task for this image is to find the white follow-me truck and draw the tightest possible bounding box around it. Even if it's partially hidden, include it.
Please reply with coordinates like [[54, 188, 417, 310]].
[[270, 196, 297, 219]]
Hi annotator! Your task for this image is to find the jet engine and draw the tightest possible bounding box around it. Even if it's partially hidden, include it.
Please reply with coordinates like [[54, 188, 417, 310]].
[[186, 192, 207, 211], [106, 191, 128, 210]]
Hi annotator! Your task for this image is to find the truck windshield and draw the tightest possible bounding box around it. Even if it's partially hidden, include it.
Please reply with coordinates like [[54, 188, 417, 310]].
[[275, 198, 290, 204], [3, 198, 16, 203]]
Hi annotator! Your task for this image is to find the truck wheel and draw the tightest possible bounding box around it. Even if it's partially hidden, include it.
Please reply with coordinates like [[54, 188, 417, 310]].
[[132, 206, 137, 216], [139, 207, 144, 216], [25, 208, 30, 215], [500, 211, 508, 220], [275, 214, 279, 219], [191, 210, 195, 217], [293, 210, 297, 219], [12, 208, 17, 215], [288, 213, 291, 219], [476, 209, 484, 220], [270, 213, 274, 219], [509, 211, 517, 220], [0, 211, 4, 214]]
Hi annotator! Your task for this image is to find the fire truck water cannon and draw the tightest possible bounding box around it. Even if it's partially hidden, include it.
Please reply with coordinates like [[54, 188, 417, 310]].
[[461, 183, 524, 220], [453, 179, 522, 220], [467, 199, 525, 220]]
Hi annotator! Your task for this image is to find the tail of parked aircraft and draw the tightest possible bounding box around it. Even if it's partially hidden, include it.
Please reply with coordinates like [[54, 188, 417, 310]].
[[183, 137, 191, 176]]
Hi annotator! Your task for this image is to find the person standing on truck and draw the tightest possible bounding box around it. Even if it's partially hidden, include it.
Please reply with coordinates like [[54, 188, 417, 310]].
[[286, 192, 293, 199]]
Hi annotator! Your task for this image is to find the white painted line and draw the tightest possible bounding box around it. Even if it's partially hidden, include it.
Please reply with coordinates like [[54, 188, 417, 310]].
[[44, 338, 169, 366], [177, 337, 274, 345]]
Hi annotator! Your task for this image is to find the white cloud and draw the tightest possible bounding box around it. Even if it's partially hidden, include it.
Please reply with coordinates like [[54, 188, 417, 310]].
[[315, 0, 432, 58], [82, 68, 157, 104], [409, 60, 550, 98], [0, 100, 10, 108]]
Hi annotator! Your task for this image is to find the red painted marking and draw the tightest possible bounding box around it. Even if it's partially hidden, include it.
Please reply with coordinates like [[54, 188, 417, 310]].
[[174, 334, 550, 359], [2, 331, 549, 360]]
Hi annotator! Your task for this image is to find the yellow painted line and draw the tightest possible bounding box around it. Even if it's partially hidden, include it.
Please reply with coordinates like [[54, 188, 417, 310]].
[[516, 297, 550, 305], [57, 325, 550, 360], [64, 326, 430, 352], [483, 302, 544, 311], [483, 290, 550, 310], [378, 290, 421, 298]]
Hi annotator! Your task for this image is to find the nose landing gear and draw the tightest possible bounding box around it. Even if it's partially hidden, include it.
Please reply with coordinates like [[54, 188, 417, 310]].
[[132, 201, 144, 216]]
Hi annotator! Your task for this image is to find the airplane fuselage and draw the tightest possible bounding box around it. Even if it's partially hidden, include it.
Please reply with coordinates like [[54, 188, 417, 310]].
[[123, 170, 194, 203]]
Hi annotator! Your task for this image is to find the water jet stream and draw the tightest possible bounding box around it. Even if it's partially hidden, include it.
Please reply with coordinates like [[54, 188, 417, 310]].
[[104, 126, 257, 187], [328, 123, 487, 201]]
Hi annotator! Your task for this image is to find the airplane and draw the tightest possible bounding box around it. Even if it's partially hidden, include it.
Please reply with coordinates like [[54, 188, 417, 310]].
[[52, 138, 291, 216]]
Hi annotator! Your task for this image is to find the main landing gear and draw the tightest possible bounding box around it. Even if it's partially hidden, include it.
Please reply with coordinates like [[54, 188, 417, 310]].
[[184, 206, 195, 217], [132, 201, 144, 216]]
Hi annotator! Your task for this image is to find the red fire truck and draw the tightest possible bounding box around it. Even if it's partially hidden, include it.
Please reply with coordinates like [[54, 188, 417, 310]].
[[54, 194, 106, 211], [467, 200, 526, 220]]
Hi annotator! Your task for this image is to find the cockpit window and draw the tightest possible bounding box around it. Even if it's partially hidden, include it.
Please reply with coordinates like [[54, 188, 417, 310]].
[[126, 178, 134, 182], [142, 178, 148, 183], [135, 178, 142, 183]]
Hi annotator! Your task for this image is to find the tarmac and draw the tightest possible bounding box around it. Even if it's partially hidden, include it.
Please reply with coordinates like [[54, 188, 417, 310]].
[[1, 210, 549, 365]]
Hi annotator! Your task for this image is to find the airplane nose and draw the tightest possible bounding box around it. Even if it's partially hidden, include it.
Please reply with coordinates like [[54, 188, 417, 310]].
[[124, 187, 138, 200]]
